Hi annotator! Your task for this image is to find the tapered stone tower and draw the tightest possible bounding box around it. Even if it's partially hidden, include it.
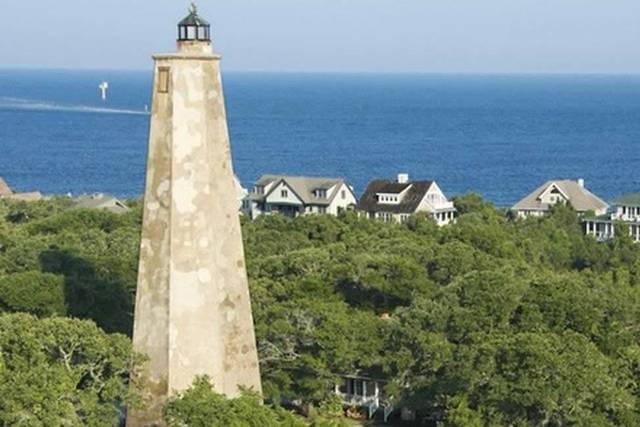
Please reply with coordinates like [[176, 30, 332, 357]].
[[127, 5, 262, 426]]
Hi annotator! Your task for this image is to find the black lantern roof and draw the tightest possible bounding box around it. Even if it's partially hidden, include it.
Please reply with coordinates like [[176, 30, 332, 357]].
[[178, 3, 211, 41]]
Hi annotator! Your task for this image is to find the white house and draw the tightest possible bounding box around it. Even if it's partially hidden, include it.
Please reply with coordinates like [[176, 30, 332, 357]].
[[610, 193, 640, 222], [512, 179, 608, 218], [244, 175, 357, 219], [334, 375, 393, 422], [357, 174, 456, 225], [584, 193, 640, 243]]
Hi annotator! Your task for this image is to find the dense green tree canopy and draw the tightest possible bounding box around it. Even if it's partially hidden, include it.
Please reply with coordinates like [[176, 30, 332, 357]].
[[1, 196, 640, 425], [0, 313, 144, 426]]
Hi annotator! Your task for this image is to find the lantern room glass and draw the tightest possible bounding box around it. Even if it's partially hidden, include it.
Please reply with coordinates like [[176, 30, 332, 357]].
[[178, 24, 210, 41]]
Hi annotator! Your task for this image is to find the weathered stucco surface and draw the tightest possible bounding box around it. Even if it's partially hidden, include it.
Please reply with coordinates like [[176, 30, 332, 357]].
[[127, 40, 262, 426]]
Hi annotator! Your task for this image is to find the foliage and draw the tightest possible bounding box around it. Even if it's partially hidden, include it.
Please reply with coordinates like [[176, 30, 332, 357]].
[[2, 197, 640, 425], [0, 313, 144, 426], [163, 376, 305, 427], [0, 271, 66, 316]]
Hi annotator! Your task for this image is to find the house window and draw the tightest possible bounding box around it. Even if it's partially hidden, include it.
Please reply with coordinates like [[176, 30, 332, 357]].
[[281, 189, 288, 198], [315, 189, 327, 198], [354, 380, 364, 396], [319, 206, 327, 214], [157, 68, 170, 93], [341, 190, 346, 199]]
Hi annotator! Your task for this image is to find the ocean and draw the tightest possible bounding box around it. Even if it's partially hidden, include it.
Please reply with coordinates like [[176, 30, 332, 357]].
[[0, 70, 639, 207]]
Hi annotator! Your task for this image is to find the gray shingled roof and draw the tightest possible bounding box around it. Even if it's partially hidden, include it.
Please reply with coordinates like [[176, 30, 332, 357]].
[[357, 180, 434, 214], [513, 180, 609, 213], [74, 194, 130, 214], [612, 193, 640, 207], [252, 175, 352, 206]]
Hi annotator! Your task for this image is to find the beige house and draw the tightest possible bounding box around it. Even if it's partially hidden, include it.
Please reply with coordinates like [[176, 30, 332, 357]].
[[357, 174, 456, 225], [74, 193, 131, 214], [584, 193, 640, 243], [0, 177, 10, 196], [244, 175, 357, 219], [0, 177, 43, 201], [512, 179, 608, 218]]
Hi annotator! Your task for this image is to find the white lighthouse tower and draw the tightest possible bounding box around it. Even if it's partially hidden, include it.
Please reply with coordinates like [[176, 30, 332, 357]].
[[127, 4, 262, 425]]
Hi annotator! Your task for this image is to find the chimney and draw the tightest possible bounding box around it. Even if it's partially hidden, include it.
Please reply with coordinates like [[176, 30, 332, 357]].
[[578, 178, 585, 188], [397, 173, 409, 184]]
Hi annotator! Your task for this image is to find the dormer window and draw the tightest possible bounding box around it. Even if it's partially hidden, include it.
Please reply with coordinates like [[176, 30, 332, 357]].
[[314, 189, 328, 199], [281, 189, 289, 198], [254, 186, 265, 195], [377, 193, 400, 205]]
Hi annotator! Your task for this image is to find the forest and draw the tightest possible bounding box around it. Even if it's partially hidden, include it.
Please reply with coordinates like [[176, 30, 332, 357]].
[[1, 195, 640, 426]]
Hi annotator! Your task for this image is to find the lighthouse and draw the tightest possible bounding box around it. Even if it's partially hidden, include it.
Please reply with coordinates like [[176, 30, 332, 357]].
[[127, 4, 262, 425]]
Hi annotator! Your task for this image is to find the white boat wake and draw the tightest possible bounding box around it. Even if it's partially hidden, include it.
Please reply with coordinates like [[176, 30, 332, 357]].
[[0, 97, 149, 116]]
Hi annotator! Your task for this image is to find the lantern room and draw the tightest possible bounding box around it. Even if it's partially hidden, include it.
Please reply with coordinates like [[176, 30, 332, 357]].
[[178, 3, 211, 42]]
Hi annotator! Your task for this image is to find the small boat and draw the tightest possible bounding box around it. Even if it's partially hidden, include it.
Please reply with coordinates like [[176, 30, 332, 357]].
[[99, 81, 109, 101]]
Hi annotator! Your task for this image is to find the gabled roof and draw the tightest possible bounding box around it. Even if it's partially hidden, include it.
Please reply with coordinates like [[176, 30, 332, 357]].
[[513, 180, 609, 213], [0, 177, 11, 196], [375, 182, 412, 194], [74, 194, 130, 214], [253, 175, 354, 206], [612, 193, 640, 207], [358, 180, 434, 214]]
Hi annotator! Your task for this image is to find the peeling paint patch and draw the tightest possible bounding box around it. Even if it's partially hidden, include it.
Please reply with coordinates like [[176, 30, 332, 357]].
[[173, 176, 198, 213]]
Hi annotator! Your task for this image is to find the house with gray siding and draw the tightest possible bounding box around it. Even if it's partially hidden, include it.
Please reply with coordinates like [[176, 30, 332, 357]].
[[244, 175, 357, 219]]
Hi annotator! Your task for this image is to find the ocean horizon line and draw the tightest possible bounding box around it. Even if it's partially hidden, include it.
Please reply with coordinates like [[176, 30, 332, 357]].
[[2, 67, 640, 78]]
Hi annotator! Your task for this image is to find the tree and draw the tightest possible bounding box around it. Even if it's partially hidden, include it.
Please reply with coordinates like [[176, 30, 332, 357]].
[[0, 271, 66, 316], [0, 313, 145, 426], [163, 376, 305, 427]]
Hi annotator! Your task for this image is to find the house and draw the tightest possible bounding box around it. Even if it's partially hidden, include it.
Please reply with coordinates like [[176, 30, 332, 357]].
[[243, 175, 357, 219], [334, 375, 393, 422], [512, 179, 608, 218], [584, 193, 640, 243], [0, 177, 43, 201], [0, 178, 10, 196], [357, 174, 456, 225], [610, 193, 640, 222], [74, 193, 131, 214]]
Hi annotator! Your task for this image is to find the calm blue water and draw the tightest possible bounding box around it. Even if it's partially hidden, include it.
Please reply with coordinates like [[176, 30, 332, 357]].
[[1, 70, 639, 206]]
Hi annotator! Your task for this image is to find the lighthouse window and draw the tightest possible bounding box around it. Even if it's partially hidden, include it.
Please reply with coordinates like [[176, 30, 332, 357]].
[[158, 68, 170, 93]]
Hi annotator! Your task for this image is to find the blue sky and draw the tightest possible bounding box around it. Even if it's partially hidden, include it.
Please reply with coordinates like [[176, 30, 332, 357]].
[[2, 0, 640, 73]]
